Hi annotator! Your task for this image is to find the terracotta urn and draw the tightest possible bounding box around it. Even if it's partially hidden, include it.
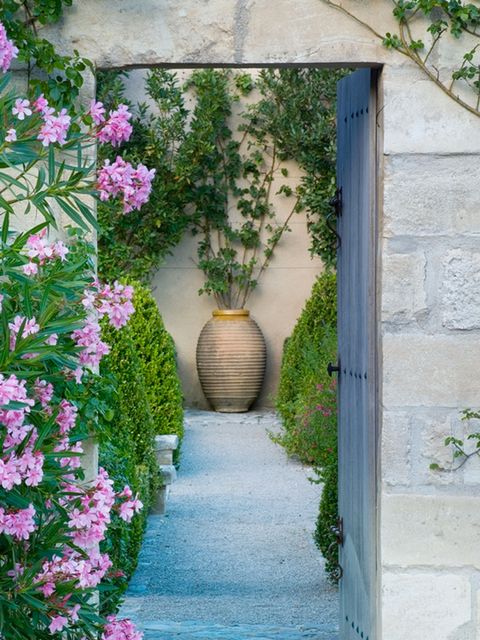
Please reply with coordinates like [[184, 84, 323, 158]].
[[196, 309, 266, 412]]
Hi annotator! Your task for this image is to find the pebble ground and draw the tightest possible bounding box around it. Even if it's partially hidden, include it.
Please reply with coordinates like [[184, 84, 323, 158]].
[[120, 410, 339, 639]]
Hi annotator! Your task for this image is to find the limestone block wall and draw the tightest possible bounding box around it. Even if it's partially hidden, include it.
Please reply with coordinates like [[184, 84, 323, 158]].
[[46, 2, 480, 637], [380, 63, 480, 639], [121, 69, 323, 408]]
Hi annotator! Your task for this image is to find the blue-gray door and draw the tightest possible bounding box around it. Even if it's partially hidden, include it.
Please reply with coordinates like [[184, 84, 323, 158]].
[[336, 68, 378, 640]]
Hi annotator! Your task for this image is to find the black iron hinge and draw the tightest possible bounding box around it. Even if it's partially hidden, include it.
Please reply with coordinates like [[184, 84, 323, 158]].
[[326, 187, 343, 251], [329, 186, 342, 217]]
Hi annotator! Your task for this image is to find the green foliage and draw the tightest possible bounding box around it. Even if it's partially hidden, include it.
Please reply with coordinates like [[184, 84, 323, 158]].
[[97, 68, 344, 297], [324, 0, 480, 118], [314, 461, 338, 577], [0, 75, 98, 233], [275, 271, 338, 580], [99, 322, 159, 610], [96, 70, 192, 283], [128, 282, 184, 443], [276, 271, 337, 439], [430, 409, 480, 472], [2, 1, 92, 108], [245, 69, 348, 266]]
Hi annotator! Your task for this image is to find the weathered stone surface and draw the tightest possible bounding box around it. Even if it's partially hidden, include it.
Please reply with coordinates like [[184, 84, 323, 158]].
[[160, 465, 177, 485], [382, 251, 427, 324], [381, 411, 411, 486], [383, 334, 480, 407], [383, 155, 480, 238], [45, 0, 399, 67], [414, 411, 464, 486], [382, 494, 480, 568], [382, 572, 471, 640], [155, 434, 180, 451], [442, 250, 480, 330], [383, 66, 480, 154], [151, 486, 167, 516], [157, 450, 173, 465]]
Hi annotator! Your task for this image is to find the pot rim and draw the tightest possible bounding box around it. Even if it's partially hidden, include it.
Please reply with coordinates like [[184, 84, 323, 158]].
[[212, 309, 250, 318]]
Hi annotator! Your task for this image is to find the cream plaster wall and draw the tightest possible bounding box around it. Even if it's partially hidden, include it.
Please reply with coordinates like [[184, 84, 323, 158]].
[[122, 69, 323, 408], [46, 2, 480, 638]]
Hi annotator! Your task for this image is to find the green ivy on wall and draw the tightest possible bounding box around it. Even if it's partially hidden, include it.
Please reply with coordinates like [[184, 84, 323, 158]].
[[2, 0, 92, 107]]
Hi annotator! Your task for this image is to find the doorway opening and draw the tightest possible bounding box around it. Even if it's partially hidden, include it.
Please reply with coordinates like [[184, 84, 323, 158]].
[[94, 64, 381, 640]]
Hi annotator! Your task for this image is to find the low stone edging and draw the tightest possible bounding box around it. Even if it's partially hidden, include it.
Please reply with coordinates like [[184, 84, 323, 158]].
[[152, 434, 179, 515]]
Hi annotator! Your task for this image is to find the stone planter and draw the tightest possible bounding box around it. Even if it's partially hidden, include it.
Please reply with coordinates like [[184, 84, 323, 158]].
[[196, 309, 266, 413]]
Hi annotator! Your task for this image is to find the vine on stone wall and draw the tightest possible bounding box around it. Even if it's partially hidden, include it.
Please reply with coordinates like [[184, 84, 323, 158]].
[[2, 0, 92, 107], [430, 409, 480, 472], [322, 0, 480, 117]]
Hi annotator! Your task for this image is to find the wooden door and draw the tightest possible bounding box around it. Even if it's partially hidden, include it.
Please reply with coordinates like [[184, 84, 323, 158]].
[[336, 68, 378, 640]]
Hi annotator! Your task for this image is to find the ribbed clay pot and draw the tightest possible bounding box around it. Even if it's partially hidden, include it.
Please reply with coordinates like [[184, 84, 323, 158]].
[[196, 309, 266, 413]]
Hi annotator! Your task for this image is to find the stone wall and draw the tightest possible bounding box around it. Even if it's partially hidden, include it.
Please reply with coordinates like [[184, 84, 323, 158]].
[[46, 2, 480, 638], [121, 69, 323, 408]]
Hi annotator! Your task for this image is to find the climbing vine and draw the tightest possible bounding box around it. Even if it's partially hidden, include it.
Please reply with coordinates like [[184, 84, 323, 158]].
[[2, 0, 91, 107], [97, 68, 344, 285], [430, 409, 480, 472], [322, 0, 480, 117]]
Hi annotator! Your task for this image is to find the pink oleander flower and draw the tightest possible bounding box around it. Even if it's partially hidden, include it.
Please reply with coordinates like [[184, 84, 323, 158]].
[[34, 379, 54, 408], [89, 100, 106, 125], [45, 333, 58, 346], [0, 22, 18, 73], [0, 373, 33, 408], [97, 104, 133, 147], [0, 456, 21, 490], [38, 108, 71, 147], [5, 128, 16, 142], [48, 615, 68, 634], [22, 261, 38, 276], [36, 548, 112, 594], [56, 400, 78, 435], [119, 495, 143, 522], [97, 156, 155, 214], [95, 281, 135, 328], [53, 240, 69, 261], [33, 94, 49, 114], [8, 315, 40, 350], [72, 317, 110, 369], [25, 230, 69, 264], [101, 616, 143, 640], [12, 98, 32, 120], [0, 504, 36, 540]]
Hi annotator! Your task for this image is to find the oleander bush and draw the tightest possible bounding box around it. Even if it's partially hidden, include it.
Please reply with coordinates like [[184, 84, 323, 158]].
[[275, 271, 338, 580], [0, 22, 151, 637], [128, 283, 184, 443]]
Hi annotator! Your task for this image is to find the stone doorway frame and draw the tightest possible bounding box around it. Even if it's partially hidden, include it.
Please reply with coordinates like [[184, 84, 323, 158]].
[[94, 60, 385, 638]]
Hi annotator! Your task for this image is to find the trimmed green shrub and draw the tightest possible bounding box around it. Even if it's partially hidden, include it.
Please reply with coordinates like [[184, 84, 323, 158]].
[[98, 285, 184, 610], [275, 271, 339, 581], [314, 461, 338, 577], [276, 271, 337, 458], [99, 322, 159, 612], [128, 282, 184, 443]]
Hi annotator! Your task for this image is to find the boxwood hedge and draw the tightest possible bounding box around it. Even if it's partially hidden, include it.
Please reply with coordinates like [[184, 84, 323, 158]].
[[275, 271, 339, 580]]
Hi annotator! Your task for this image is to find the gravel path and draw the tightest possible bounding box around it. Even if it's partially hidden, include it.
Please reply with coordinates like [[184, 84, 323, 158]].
[[120, 410, 339, 639]]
